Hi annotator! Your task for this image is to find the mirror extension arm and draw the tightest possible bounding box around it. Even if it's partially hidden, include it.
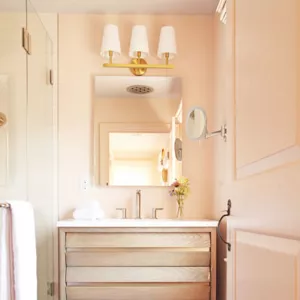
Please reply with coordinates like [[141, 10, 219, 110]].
[[206, 125, 227, 142]]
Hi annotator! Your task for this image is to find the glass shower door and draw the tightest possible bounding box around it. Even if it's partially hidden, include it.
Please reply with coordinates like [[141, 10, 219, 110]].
[[0, 1, 56, 299], [0, 0, 27, 200], [27, 1, 55, 298]]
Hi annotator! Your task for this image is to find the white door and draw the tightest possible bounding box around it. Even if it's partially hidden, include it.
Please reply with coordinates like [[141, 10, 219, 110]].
[[225, 0, 300, 299]]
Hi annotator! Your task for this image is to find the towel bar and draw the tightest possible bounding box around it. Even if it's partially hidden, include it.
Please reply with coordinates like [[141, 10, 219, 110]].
[[0, 202, 10, 208]]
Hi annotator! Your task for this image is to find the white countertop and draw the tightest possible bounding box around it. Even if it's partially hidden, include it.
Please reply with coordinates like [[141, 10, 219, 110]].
[[57, 219, 218, 228]]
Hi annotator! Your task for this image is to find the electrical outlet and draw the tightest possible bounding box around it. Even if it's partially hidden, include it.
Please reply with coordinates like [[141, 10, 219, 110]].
[[80, 179, 90, 191]]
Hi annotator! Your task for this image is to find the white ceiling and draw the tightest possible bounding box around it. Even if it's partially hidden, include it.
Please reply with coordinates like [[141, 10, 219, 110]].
[[95, 76, 181, 99], [1, 0, 219, 14], [110, 133, 170, 159]]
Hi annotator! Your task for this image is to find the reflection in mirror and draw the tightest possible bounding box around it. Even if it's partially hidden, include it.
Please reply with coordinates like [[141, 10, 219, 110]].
[[174, 138, 182, 161], [93, 76, 182, 186], [186, 106, 207, 140], [109, 133, 170, 186]]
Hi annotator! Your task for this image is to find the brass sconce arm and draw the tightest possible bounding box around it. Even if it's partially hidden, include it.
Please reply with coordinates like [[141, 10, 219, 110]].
[[103, 51, 174, 76]]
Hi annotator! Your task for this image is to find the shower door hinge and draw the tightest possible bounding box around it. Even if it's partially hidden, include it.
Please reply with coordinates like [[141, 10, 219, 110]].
[[22, 27, 32, 55], [49, 69, 54, 86], [47, 282, 54, 297]]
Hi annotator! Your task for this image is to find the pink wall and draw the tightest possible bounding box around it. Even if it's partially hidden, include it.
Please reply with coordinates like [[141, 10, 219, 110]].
[[212, 0, 300, 299], [58, 14, 214, 220]]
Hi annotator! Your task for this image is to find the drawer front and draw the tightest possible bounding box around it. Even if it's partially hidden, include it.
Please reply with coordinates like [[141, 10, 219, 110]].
[[66, 232, 210, 248], [67, 249, 210, 267], [66, 284, 210, 300], [66, 266, 210, 283]]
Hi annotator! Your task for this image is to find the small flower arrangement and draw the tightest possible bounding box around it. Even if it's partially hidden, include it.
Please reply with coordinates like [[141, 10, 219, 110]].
[[169, 176, 190, 218]]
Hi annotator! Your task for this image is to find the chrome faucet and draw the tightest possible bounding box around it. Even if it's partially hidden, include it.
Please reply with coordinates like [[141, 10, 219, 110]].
[[136, 189, 142, 219]]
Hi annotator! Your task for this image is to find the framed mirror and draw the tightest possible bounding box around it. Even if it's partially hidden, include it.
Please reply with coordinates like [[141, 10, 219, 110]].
[[93, 76, 183, 186]]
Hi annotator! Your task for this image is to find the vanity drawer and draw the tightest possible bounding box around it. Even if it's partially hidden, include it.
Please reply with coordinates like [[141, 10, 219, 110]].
[[66, 249, 210, 267], [66, 266, 210, 283], [66, 232, 211, 248], [66, 283, 210, 300]]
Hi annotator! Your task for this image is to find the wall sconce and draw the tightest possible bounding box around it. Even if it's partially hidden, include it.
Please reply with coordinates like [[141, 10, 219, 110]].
[[186, 106, 227, 142], [100, 24, 177, 76], [0, 112, 7, 127]]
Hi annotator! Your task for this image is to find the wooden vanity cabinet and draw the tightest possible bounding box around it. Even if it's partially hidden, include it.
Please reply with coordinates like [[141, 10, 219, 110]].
[[58, 226, 216, 300]]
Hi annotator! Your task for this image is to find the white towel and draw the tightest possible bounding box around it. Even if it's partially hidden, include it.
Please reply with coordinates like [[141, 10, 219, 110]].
[[0, 206, 15, 300], [73, 200, 105, 220], [8, 201, 37, 300]]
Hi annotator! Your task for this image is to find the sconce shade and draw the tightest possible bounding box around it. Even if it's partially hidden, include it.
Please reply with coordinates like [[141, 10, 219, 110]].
[[100, 24, 121, 58], [157, 26, 177, 59], [129, 25, 149, 58]]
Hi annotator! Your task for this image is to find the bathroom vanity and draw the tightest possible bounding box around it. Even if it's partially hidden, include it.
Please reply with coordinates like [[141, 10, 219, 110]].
[[57, 219, 217, 300]]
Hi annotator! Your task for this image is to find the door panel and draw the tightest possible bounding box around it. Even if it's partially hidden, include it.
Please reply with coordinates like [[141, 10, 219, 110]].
[[234, 0, 300, 178], [231, 231, 300, 300]]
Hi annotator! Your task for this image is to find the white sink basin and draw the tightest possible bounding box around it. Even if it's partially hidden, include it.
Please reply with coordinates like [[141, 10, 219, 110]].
[[57, 218, 218, 228]]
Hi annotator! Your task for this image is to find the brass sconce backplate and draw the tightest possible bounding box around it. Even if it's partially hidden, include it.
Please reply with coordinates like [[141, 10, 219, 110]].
[[0, 112, 7, 127], [130, 58, 148, 76], [161, 168, 168, 183]]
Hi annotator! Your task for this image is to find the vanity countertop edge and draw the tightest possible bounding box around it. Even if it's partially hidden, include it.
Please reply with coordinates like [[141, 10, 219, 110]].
[[57, 219, 218, 228]]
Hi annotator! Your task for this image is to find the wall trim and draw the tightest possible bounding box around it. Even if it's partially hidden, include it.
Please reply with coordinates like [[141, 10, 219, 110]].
[[236, 145, 300, 179]]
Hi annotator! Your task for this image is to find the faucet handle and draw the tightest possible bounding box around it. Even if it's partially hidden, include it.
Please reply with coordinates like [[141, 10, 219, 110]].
[[116, 208, 127, 219], [152, 208, 164, 219]]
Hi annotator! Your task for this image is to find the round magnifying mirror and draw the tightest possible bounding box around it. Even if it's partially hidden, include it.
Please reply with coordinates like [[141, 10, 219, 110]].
[[174, 138, 182, 161], [186, 106, 207, 140]]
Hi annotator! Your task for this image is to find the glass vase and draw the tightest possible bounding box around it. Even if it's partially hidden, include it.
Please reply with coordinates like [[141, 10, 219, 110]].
[[176, 196, 185, 219]]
